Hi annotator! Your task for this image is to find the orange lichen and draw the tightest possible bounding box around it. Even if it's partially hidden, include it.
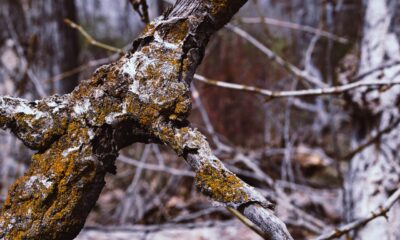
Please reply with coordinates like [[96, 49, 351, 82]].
[[165, 20, 189, 44], [210, 0, 228, 15], [195, 163, 248, 204], [0, 120, 101, 239]]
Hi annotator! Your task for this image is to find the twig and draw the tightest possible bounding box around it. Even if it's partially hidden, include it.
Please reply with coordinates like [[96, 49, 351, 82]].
[[44, 55, 118, 83], [226, 24, 327, 88], [316, 187, 400, 240], [239, 17, 349, 44], [118, 154, 194, 177], [191, 84, 232, 153], [64, 19, 125, 54], [129, 0, 150, 24], [343, 118, 400, 160], [227, 207, 268, 239], [64, 16, 394, 103], [194, 74, 400, 100], [83, 220, 236, 232]]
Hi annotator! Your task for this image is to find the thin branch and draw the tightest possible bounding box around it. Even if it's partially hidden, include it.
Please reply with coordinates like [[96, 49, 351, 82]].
[[226, 24, 327, 88], [129, 0, 150, 24], [227, 207, 268, 239], [44, 55, 119, 84], [343, 118, 400, 160], [118, 155, 194, 177], [316, 187, 400, 240], [239, 17, 349, 44], [194, 74, 400, 100], [64, 19, 125, 54], [65, 16, 395, 103]]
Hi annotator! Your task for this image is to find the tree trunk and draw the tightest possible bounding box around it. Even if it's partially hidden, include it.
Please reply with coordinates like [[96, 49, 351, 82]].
[[347, 0, 400, 238]]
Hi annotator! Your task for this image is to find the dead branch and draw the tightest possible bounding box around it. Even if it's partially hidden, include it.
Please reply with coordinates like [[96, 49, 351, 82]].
[[239, 17, 348, 44], [64, 19, 124, 54], [194, 73, 400, 100], [129, 0, 150, 24], [226, 24, 327, 88]]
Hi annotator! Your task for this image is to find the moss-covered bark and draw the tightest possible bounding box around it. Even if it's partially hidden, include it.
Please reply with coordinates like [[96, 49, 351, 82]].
[[0, 1, 292, 239]]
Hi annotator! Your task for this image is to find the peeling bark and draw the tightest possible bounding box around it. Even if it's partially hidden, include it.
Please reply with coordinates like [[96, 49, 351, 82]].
[[0, 1, 292, 239]]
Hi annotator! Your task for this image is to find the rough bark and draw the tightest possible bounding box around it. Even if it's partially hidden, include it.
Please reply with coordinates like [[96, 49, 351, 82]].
[[0, 1, 292, 239], [346, 0, 400, 238]]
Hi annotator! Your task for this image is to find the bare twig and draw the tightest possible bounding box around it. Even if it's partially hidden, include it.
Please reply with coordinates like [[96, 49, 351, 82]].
[[239, 17, 349, 44], [194, 74, 400, 100], [66, 16, 400, 103], [44, 55, 119, 84], [226, 24, 327, 88], [129, 0, 150, 24], [317, 187, 400, 240], [227, 207, 268, 239], [64, 19, 125, 54], [118, 154, 194, 177], [343, 118, 400, 160]]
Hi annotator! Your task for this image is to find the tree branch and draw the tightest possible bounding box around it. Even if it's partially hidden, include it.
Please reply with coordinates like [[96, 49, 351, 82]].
[[226, 24, 327, 88], [0, 95, 69, 150], [239, 17, 349, 44], [0, 1, 293, 239], [194, 73, 400, 100]]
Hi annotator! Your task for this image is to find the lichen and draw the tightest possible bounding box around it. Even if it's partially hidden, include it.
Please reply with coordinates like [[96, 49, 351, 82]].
[[164, 20, 189, 44], [0, 120, 104, 239], [209, 0, 229, 16], [0, 1, 256, 238], [195, 163, 249, 204]]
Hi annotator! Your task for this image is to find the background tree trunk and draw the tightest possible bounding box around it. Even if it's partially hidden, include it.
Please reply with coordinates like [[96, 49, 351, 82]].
[[0, 0, 79, 202], [347, 0, 400, 238]]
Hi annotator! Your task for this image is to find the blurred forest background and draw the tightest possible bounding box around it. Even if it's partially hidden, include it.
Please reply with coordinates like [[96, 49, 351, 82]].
[[1, 0, 400, 239]]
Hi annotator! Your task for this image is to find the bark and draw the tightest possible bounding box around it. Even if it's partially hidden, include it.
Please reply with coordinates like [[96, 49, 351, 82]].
[[346, 0, 400, 238], [0, 1, 292, 240]]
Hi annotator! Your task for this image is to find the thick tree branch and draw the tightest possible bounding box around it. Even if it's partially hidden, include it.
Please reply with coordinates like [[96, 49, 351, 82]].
[[0, 1, 293, 239], [0, 96, 69, 150]]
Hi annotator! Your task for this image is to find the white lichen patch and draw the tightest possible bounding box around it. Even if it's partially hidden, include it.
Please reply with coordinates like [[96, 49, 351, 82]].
[[87, 128, 95, 140], [121, 53, 141, 79], [45, 98, 68, 114], [73, 98, 91, 116], [128, 79, 140, 95], [62, 145, 81, 157], [154, 31, 180, 50], [105, 112, 125, 124], [93, 89, 105, 99], [25, 175, 53, 189]]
